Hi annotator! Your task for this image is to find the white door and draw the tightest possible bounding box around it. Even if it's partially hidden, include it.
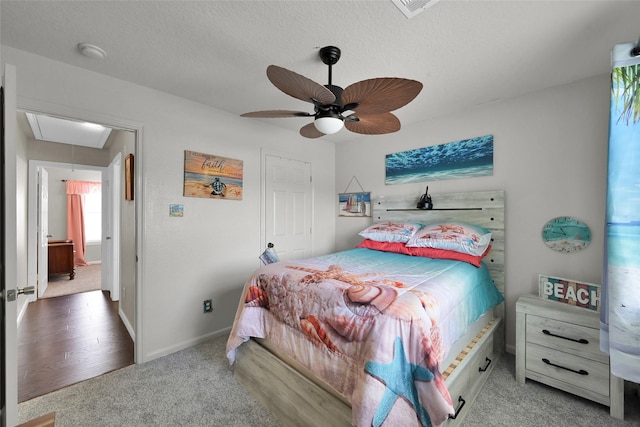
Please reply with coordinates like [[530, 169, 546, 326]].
[[2, 64, 19, 427], [102, 154, 121, 301], [264, 154, 312, 261], [37, 168, 49, 298]]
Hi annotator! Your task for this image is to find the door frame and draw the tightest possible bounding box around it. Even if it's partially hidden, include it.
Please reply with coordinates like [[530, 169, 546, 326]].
[[3, 64, 19, 427], [26, 160, 107, 305], [103, 153, 122, 302], [35, 167, 48, 301], [17, 99, 145, 364]]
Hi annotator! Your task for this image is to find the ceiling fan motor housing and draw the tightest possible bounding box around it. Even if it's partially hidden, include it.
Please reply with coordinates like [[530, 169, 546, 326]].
[[319, 46, 341, 65]]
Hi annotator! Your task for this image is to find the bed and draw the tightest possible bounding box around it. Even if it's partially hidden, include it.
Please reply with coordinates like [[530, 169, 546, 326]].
[[227, 190, 505, 426]]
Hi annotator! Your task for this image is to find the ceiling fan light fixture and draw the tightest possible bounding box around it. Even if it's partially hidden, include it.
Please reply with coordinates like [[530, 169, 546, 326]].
[[314, 116, 344, 135]]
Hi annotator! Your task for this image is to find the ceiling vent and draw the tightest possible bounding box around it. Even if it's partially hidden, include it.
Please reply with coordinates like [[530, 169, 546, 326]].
[[391, 0, 441, 18]]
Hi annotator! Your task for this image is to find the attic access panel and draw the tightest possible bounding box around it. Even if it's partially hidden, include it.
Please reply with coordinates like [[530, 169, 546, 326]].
[[391, 0, 442, 18], [25, 112, 112, 149]]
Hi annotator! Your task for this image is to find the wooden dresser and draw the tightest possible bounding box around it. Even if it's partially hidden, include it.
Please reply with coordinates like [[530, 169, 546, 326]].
[[48, 240, 75, 280], [516, 294, 623, 419]]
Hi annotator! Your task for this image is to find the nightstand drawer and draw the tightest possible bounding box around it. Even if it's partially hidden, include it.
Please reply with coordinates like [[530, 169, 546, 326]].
[[526, 315, 606, 363], [526, 342, 610, 397]]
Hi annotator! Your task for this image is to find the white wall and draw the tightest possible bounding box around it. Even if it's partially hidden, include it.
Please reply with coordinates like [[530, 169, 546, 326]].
[[335, 75, 610, 353], [3, 46, 336, 362]]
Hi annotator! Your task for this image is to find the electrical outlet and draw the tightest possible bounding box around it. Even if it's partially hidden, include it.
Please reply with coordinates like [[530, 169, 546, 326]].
[[203, 299, 213, 313]]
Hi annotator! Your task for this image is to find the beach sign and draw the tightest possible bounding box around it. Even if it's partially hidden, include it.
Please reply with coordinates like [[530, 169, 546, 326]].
[[538, 275, 601, 312]]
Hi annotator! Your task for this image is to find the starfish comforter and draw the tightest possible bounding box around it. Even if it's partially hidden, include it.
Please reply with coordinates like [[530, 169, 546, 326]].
[[226, 248, 503, 426]]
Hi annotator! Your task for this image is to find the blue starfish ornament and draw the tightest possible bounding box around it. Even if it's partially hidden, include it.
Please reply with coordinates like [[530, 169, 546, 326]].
[[365, 337, 434, 427]]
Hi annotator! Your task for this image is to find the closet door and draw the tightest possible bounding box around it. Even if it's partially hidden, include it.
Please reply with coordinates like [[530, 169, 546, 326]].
[[264, 154, 312, 261]]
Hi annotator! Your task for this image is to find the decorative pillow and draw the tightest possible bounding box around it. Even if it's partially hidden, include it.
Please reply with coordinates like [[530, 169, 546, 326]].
[[358, 221, 423, 243], [357, 239, 491, 267], [406, 220, 492, 256], [356, 239, 411, 254], [405, 245, 492, 268]]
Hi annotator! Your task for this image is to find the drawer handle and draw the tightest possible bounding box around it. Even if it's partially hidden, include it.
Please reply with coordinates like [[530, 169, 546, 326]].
[[542, 329, 589, 344], [542, 358, 589, 376], [479, 357, 492, 372], [448, 396, 466, 420]]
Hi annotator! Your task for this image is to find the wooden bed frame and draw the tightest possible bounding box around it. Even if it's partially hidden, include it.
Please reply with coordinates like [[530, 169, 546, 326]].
[[233, 190, 505, 426]]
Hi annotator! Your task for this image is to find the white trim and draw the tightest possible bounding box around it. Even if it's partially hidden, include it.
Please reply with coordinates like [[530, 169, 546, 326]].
[[145, 327, 232, 362], [19, 98, 145, 364], [119, 306, 135, 342], [27, 160, 107, 303]]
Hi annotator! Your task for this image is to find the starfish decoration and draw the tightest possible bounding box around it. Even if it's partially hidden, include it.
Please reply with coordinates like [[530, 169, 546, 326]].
[[365, 337, 433, 427]]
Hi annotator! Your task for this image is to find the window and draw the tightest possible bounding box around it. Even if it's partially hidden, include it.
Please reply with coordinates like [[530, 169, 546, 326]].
[[84, 189, 102, 243]]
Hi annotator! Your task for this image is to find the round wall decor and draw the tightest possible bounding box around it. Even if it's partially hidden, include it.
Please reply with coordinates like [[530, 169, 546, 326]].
[[541, 216, 592, 253]]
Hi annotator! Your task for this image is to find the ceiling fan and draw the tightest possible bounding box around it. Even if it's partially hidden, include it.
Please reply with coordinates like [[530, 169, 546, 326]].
[[241, 46, 423, 139]]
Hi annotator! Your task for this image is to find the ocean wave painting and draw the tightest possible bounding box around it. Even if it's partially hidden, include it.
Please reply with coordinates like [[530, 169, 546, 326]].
[[385, 135, 493, 185]]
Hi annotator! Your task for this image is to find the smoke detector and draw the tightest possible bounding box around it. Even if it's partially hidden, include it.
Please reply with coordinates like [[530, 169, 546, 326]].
[[78, 43, 106, 60]]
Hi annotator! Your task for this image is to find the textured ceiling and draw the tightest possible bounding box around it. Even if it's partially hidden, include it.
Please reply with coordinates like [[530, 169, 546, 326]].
[[2, 1, 639, 143]]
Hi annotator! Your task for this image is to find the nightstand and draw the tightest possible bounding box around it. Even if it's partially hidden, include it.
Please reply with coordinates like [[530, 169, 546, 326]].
[[516, 294, 624, 419]]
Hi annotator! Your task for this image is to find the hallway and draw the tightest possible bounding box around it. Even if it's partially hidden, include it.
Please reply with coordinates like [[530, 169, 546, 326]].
[[17, 290, 134, 402]]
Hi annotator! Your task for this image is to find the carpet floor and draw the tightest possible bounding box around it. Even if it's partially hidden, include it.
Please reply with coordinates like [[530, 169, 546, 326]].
[[43, 264, 101, 298], [17, 335, 640, 426]]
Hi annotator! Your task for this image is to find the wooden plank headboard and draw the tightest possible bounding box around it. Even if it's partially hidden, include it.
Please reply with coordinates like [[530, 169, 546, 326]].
[[373, 190, 505, 295]]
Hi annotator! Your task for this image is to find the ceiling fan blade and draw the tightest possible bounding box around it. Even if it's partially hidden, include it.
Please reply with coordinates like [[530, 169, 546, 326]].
[[344, 113, 401, 135], [342, 78, 423, 115], [241, 110, 313, 118], [267, 65, 336, 105], [300, 122, 325, 139]]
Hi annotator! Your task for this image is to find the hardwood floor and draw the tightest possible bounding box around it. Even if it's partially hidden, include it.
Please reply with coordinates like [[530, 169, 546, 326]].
[[17, 290, 134, 403]]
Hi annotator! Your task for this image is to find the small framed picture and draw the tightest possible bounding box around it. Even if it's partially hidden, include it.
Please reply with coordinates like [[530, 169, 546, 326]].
[[338, 192, 371, 217], [125, 153, 134, 201], [169, 204, 184, 217]]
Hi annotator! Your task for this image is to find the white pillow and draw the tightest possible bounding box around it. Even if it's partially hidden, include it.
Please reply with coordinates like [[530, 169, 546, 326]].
[[358, 221, 423, 243], [406, 220, 492, 256]]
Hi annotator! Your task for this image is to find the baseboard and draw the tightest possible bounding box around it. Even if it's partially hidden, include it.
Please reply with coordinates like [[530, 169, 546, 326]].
[[505, 343, 516, 355], [143, 326, 232, 363], [119, 307, 135, 342]]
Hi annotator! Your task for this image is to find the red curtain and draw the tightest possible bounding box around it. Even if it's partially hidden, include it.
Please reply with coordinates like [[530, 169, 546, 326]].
[[66, 180, 101, 266]]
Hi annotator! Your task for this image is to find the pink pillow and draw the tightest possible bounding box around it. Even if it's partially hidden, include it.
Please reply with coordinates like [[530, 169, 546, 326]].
[[356, 239, 410, 254], [356, 239, 491, 267], [405, 245, 491, 268]]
